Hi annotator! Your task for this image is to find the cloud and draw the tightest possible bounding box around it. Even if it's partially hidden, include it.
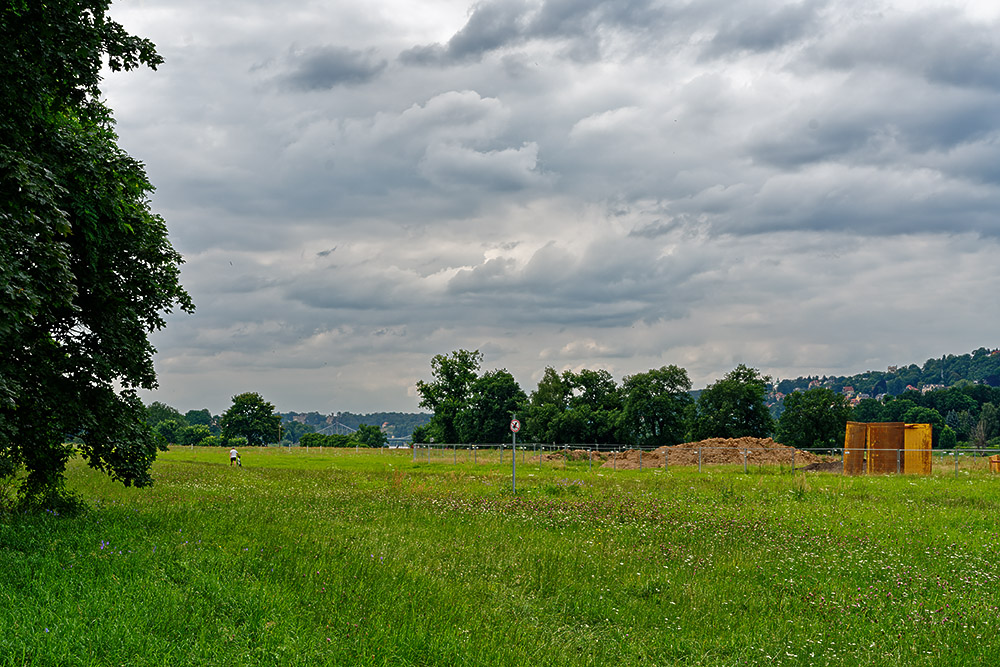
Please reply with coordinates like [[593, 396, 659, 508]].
[[97, 0, 1000, 414], [280, 45, 387, 90]]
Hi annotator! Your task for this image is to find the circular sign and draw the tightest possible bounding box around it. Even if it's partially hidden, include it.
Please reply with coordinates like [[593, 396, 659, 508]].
[[510, 419, 521, 433]]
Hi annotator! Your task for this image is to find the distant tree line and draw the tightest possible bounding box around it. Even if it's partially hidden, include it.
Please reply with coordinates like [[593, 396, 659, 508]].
[[145, 393, 407, 448], [414, 349, 1000, 451], [413, 350, 779, 448]]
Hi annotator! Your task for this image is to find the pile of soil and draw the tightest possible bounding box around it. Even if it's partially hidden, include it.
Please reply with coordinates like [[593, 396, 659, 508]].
[[599, 437, 824, 470]]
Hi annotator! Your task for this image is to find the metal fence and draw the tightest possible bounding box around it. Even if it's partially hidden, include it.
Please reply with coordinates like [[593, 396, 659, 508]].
[[397, 442, 1000, 478], [252, 440, 1000, 478]]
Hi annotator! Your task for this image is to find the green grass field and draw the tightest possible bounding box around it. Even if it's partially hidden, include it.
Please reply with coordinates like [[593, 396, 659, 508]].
[[2, 447, 1000, 666]]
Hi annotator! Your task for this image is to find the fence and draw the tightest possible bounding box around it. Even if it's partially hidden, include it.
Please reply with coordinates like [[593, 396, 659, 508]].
[[210, 440, 1000, 478], [391, 442, 1000, 477]]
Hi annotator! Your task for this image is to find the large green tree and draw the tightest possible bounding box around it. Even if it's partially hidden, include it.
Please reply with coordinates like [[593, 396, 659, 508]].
[[525, 367, 570, 443], [0, 1, 192, 503], [354, 424, 388, 448], [416, 349, 483, 443], [456, 369, 527, 443], [775, 387, 853, 451], [220, 393, 281, 447], [620, 365, 693, 447], [691, 365, 774, 440]]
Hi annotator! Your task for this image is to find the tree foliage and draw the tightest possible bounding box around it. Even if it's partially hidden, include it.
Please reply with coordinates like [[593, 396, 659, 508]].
[[775, 387, 852, 451], [220, 393, 280, 447], [416, 349, 483, 443], [354, 424, 388, 448], [1, 1, 192, 502], [620, 365, 693, 447], [691, 365, 774, 440], [456, 369, 527, 443]]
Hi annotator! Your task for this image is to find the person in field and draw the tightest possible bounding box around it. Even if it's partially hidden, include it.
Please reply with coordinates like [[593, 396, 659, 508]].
[[230, 447, 238, 467]]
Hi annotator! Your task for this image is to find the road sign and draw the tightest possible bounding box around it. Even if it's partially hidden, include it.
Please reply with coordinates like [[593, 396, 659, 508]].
[[510, 418, 521, 433]]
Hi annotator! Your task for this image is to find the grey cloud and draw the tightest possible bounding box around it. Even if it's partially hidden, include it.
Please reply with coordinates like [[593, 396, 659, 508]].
[[811, 10, 1000, 91], [448, 0, 530, 60], [282, 46, 387, 90], [703, 0, 824, 58]]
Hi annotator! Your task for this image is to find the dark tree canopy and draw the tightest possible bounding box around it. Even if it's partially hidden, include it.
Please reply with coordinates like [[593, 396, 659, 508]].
[[1, 1, 192, 503], [220, 393, 281, 447], [354, 424, 388, 448], [620, 365, 693, 447], [691, 365, 774, 440], [415, 349, 483, 443], [775, 387, 852, 451], [456, 369, 527, 443]]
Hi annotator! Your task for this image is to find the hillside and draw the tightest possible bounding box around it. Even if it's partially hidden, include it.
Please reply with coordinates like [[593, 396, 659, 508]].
[[774, 347, 1000, 397]]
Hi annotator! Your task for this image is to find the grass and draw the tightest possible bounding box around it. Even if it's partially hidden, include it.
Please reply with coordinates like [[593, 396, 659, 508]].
[[2, 446, 1000, 665]]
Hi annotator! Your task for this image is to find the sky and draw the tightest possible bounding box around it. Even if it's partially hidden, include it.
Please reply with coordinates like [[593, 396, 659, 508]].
[[102, 0, 1000, 416]]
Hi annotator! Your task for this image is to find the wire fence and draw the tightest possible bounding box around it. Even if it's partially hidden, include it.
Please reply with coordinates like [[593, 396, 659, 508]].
[[263, 441, 1000, 477]]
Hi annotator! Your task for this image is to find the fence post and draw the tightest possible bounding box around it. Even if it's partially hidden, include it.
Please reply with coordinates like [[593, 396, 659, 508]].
[[698, 447, 702, 473], [955, 452, 959, 478], [589, 448, 592, 472], [664, 448, 668, 472], [792, 448, 795, 473], [412, 444, 415, 462], [639, 448, 642, 471], [896, 448, 900, 474], [743, 449, 748, 474], [614, 449, 617, 471]]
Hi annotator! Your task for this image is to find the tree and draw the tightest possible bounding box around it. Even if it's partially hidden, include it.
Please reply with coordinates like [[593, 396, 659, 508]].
[[279, 420, 315, 445], [852, 398, 885, 422], [178, 425, 210, 447], [184, 409, 212, 427], [775, 387, 853, 451], [526, 367, 570, 443], [354, 424, 388, 448], [691, 365, 774, 440], [525, 367, 622, 444], [620, 365, 693, 447], [1, 2, 192, 504], [456, 369, 527, 443], [220, 393, 281, 447], [153, 419, 184, 445], [416, 349, 483, 443], [902, 406, 946, 448], [147, 402, 186, 428]]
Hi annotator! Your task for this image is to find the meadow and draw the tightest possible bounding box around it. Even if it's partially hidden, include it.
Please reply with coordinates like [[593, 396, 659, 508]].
[[2, 446, 1000, 666]]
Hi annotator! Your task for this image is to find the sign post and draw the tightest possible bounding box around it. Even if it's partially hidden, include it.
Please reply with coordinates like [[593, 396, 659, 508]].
[[510, 417, 521, 494]]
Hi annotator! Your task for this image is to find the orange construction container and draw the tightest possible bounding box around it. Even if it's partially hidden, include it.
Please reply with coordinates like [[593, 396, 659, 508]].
[[904, 423, 933, 475], [842, 422, 932, 475], [989, 454, 1000, 473], [843, 422, 867, 475]]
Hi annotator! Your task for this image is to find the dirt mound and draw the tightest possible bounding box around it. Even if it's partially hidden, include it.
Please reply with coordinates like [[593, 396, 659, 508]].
[[600, 437, 823, 470]]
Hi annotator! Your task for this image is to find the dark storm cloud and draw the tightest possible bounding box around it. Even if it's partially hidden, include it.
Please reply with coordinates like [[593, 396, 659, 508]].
[[282, 45, 387, 90]]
